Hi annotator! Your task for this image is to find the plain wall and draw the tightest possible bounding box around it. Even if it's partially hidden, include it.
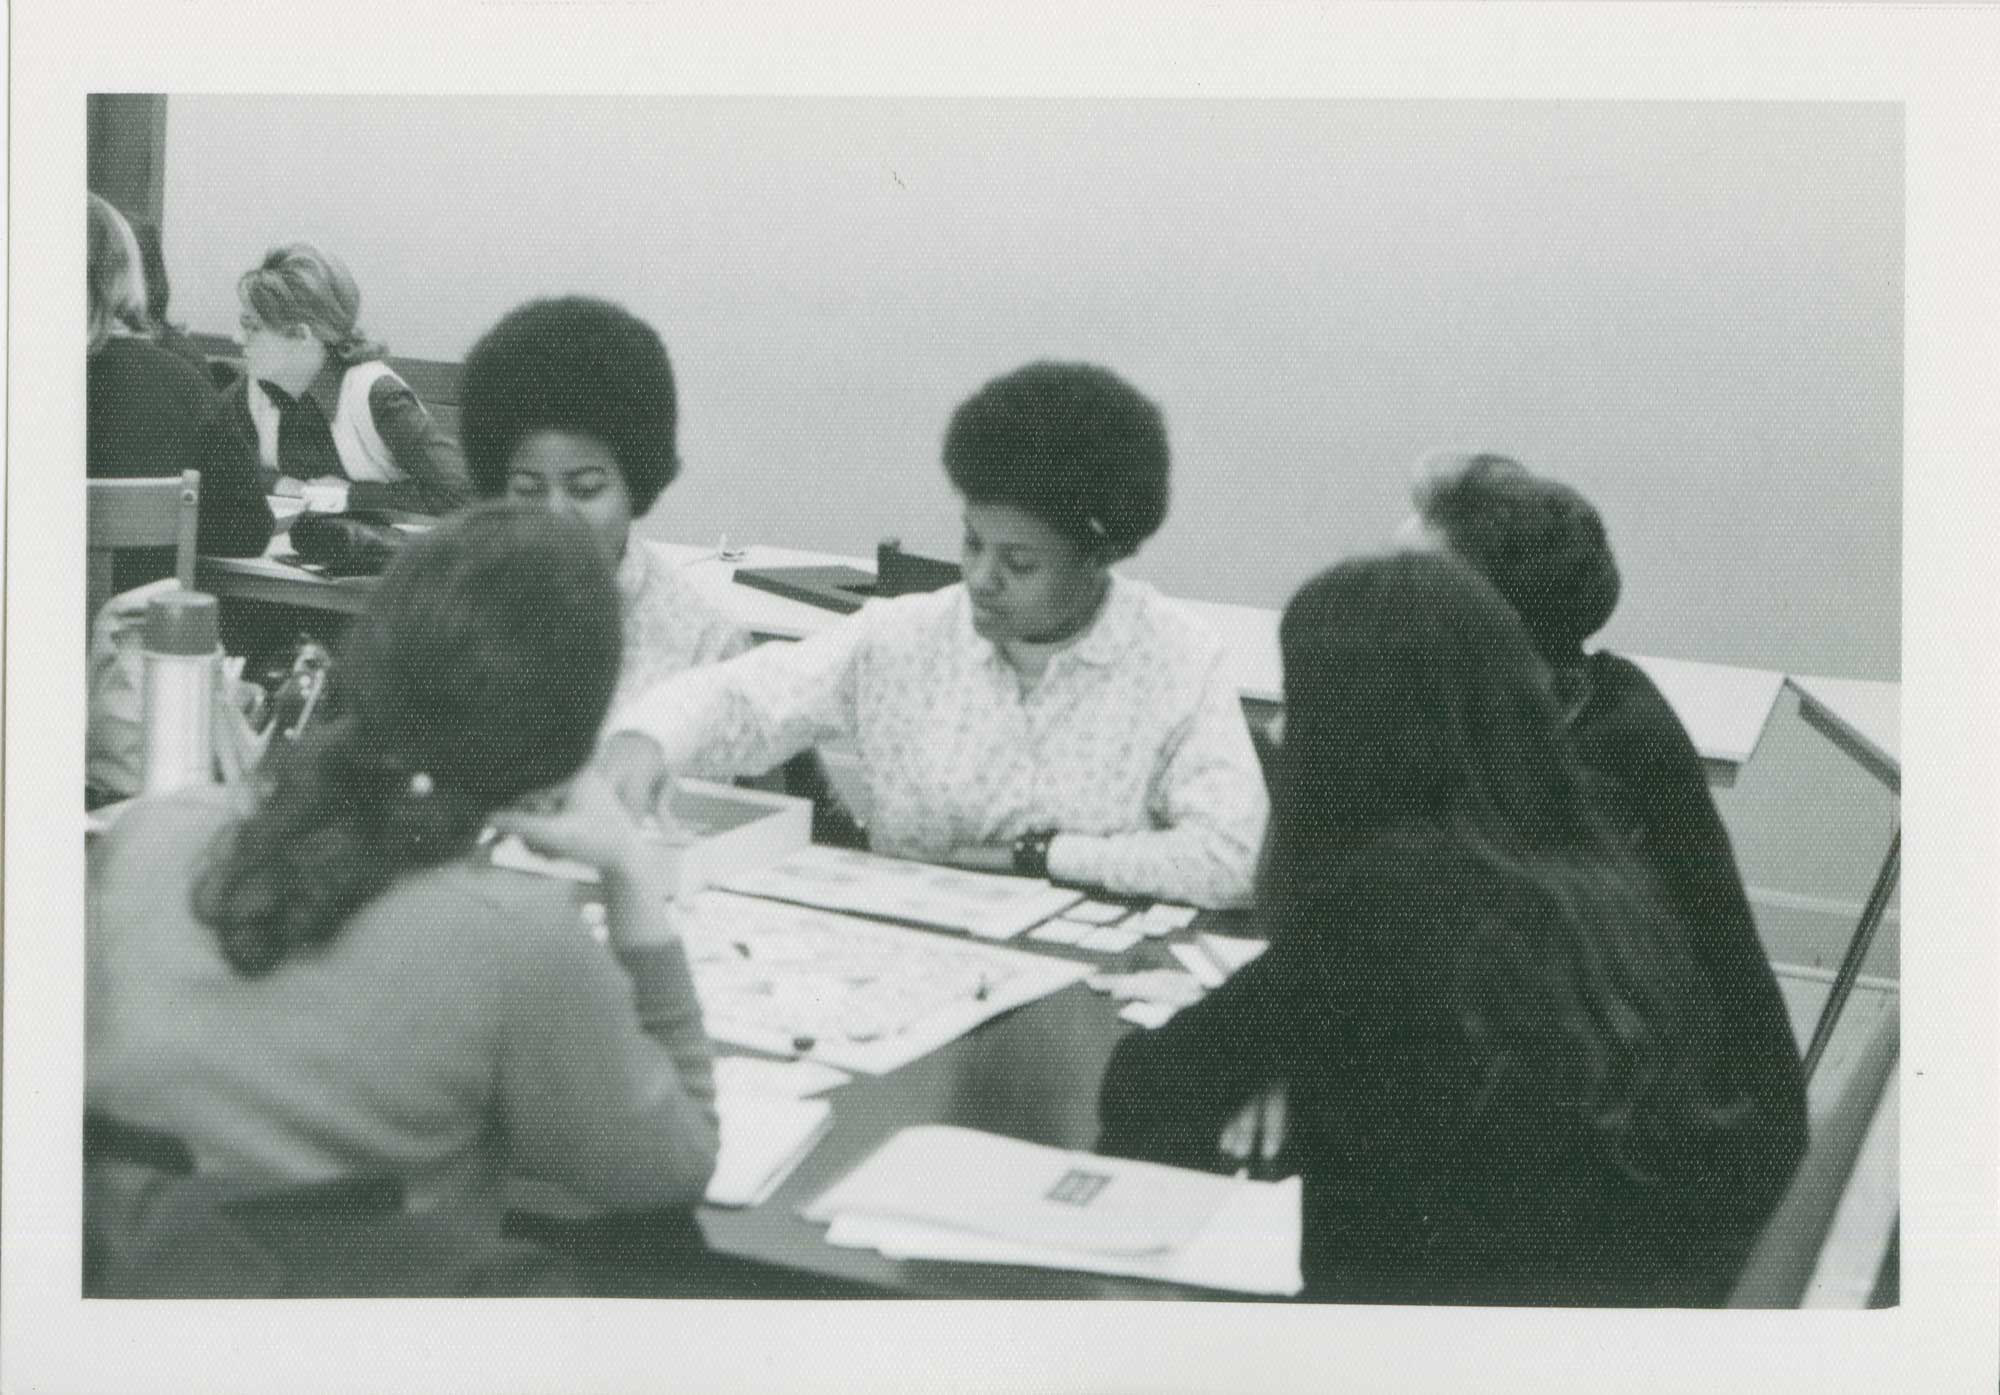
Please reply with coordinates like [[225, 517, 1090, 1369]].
[[161, 96, 1901, 682]]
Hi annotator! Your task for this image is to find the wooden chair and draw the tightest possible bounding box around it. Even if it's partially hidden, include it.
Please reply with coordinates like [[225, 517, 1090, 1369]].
[[1729, 998, 1899, 1307], [87, 469, 200, 627]]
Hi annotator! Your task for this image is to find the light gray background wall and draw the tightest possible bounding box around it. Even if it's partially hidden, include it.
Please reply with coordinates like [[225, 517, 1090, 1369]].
[[159, 97, 1902, 973], [162, 97, 1901, 682]]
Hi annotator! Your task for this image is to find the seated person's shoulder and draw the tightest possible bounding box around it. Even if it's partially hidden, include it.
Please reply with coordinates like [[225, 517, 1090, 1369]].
[[1106, 582, 1231, 693], [400, 854, 611, 978], [94, 783, 251, 877], [1586, 650, 1671, 711], [849, 582, 972, 650], [445, 854, 588, 930], [1577, 651, 1701, 768], [623, 541, 753, 665]]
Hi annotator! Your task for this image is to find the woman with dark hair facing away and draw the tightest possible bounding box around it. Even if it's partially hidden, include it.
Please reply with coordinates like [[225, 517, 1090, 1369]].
[[206, 243, 472, 514], [602, 361, 1267, 909], [1406, 453, 1806, 1171], [87, 503, 718, 1277], [459, 297, 750, 708], [87, 194, 272, 587], [1097, 552, 1805, 1305]]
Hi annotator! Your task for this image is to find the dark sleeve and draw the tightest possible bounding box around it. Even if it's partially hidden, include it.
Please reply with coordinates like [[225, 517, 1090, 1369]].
[[357, 377, 472, 515], [1096, 839, 1478, 1187], [1096, 957, 1292, 1171], [186, 390, 276, 558], [1573, 658, 1806, 1166]]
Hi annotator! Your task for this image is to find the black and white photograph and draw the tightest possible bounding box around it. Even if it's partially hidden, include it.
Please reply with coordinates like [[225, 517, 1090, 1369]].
[[8, 5, 1997, 1394]]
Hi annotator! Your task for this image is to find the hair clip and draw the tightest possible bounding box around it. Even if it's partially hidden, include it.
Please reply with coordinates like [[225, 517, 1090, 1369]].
[[408, 771, 435, 798]]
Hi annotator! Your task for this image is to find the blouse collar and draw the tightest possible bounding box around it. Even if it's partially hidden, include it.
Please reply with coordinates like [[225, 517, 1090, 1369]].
[[956, 572, 1143, 671]]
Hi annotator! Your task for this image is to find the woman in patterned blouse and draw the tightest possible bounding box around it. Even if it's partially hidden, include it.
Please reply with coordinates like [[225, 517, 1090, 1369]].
[[460, 297, 751, 708], [603, 362, 1268, 909]]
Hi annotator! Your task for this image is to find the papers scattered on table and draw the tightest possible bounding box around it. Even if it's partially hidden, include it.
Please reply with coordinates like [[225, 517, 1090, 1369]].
[[1084, 934, 1267, 1027], [806, 1125, 1301, 1295], [1088, 969, 1205, 1006], [1076, 925, 1147, 955], [1029, 919, 1091, 946], [1139, 903, 1200, 932], [706, 1091, 835, 1208], [1061, 900, 1131, 925], [713, 1055, 852, 1099], [679, 892, 1092, 1074], [1171, 933, 1268, 989], [719, 844, 1084, 940]]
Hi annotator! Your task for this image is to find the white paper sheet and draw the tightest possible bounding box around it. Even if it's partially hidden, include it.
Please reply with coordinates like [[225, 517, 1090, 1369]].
[[822, 1175, 1303, 1296], [1078, 925, 1147, 954], [713, 1056, 852, 1099]]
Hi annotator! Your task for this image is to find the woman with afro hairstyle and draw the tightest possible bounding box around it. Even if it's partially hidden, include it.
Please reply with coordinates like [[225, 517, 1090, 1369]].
[[460, 297, 750, 708], [1405, 453, 1806, 1185], [603, 361, 1267, 909]]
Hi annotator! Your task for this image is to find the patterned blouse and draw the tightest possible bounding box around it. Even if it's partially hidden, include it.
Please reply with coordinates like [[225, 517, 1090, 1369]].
[[615, 539, 754, 709], [610, 575, 1268, 908]]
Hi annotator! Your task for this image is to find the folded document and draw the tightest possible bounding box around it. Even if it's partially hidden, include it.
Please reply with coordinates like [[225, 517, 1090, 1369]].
[[824, 1176, 1303, 1297]]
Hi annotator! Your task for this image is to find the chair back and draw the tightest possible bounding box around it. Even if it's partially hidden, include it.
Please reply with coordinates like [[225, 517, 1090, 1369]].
[[1729, 998, 1899, 1307], [87, 469, 201, 624], [82, 1108, 569, 1297]]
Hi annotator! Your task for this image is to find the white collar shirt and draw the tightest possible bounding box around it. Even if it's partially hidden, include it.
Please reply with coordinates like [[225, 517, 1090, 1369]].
[[610, 574, 1267, 909]]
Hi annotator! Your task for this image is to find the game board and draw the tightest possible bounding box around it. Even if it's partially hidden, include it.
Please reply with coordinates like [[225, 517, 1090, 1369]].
[[677, 891, 1092, 1074]]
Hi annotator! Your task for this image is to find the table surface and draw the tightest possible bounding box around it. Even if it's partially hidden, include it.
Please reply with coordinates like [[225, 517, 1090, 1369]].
[[201, 522, 1790, 770], [555, 904, 1261, 1299]]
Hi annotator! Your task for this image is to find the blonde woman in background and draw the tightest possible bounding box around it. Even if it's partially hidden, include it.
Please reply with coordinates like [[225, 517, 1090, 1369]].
[[208, 243, 472, 515]]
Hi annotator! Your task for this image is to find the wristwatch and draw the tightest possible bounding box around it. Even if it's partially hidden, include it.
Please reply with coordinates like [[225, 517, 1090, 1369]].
[[1012, 828, 1057, 879]]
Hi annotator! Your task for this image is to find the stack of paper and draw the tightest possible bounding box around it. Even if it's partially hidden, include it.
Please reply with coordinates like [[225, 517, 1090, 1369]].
[[803, 1125, 1302, 1295]]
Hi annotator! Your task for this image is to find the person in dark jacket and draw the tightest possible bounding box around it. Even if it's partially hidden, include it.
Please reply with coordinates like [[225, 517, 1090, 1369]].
[[87, 194, 272, 592], [1407, 452, 1807, 1180], [1097, 552, 1805, 1306], [206, 243, 472, 516]]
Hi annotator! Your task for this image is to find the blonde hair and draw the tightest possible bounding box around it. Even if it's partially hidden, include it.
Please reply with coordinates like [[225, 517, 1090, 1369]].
[[237, 243, 385, 364], [88, 194, 148, 353]]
